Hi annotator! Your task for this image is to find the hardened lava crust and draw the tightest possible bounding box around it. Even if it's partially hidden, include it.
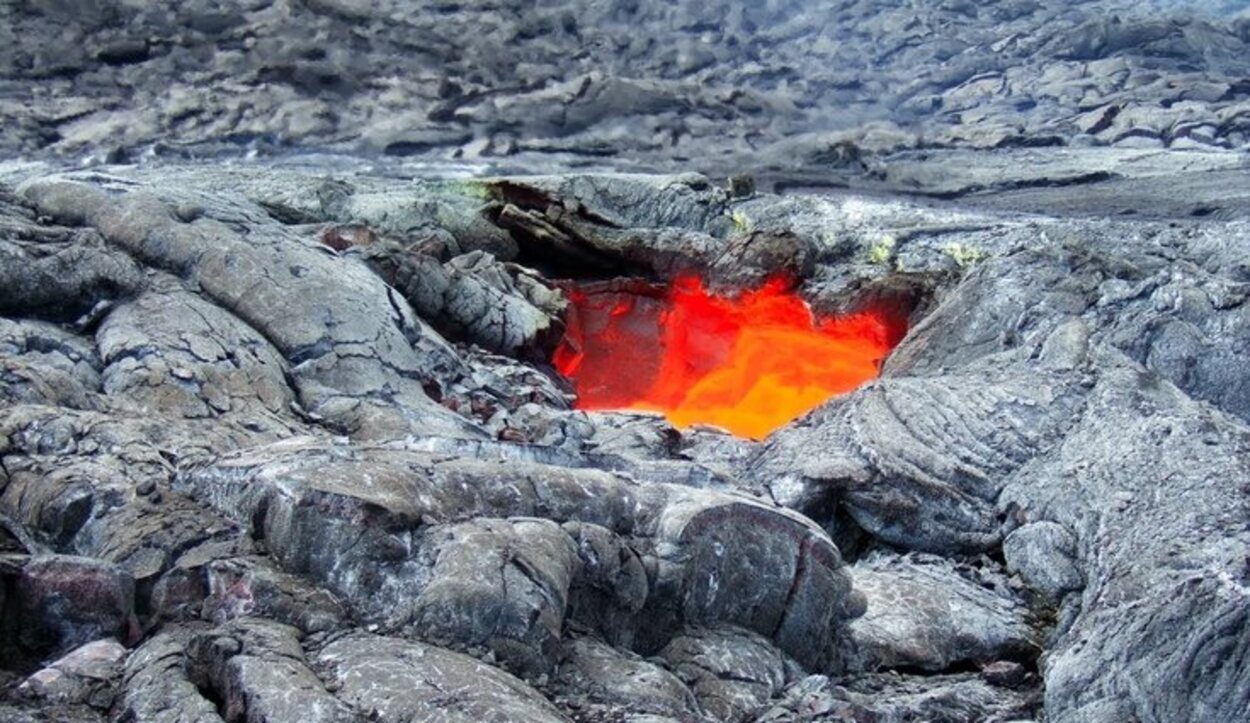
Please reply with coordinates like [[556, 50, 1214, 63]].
[[0, 162, 1246, 722], [1, 1, 1249, 721]]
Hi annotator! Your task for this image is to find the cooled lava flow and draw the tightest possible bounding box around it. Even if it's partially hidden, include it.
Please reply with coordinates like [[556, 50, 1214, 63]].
[[553, 275, 909, 439]]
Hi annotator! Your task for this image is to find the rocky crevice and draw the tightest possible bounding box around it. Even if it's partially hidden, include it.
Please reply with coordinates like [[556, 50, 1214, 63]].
[[0, 164, 1246, 722]]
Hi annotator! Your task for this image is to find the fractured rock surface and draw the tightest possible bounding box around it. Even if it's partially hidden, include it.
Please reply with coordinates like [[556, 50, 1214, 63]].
[[0, 159, 1246, 723], [5, 0, 1250, 185]]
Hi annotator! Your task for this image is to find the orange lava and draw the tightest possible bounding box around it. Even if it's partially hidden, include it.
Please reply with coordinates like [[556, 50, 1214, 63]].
[[553, 276, 908, 439]]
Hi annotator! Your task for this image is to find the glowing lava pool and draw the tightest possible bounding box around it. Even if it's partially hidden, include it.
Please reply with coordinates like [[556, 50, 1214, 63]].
[[552, 275, 909, 439]]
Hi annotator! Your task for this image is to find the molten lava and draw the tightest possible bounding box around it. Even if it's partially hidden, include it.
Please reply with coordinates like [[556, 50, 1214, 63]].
[[553, 276, 908, 439]]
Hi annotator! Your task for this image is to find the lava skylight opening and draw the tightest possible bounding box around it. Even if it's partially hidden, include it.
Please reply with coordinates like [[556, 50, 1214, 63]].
[[552, 275, 909, 440]]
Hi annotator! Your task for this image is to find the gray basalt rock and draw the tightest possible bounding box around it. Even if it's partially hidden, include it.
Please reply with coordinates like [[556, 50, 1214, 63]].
[[199, 557, 346, 633], [16, 638, 127, 709], [317, 632, 568, 723], [708, 228, 818, 290], [750, 207, 1250, 721], [659, 626, 792, 723], [491, 175, 731, 278], [412, 517, 580, 676], [752, 362, 1088, 554], [1002, 521, 1084, 604], [562, 520, 650, 649], [2, 160, 1249, 723], [18, 177, 478, 441], [5, 0, 1250, 178], [0, 511, 43, 555], [842, 552, 1040, 673], [0, 215, 145, 322], [759, 671, 1040, 722], [0, 318, 101, 411], [654, 495, 861, 669], [95, 275, 295, 423], [1103, 258, 1250, 423], [363, 244, 567, 358], [999, 356, 1250, 723], [173, 438, 862, 676], [318, 183, 519, 260], [120, 629, 227, 723], [553, 636, 702, 720], [186, 618, 351, 723], [0, 403, 253, 588]]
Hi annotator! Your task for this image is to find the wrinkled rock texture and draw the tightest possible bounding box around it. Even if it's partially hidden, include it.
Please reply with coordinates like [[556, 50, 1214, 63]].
[[4, 0, 1250, 188], [0, 159, 1245, 722], [1, 2, 1249, 721]]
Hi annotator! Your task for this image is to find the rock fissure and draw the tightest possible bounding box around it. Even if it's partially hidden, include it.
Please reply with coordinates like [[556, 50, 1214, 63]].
[[4, 19, 1250, 712]]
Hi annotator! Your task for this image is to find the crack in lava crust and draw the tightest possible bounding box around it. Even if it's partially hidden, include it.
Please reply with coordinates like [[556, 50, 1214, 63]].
[[553, 275, 909, 439]]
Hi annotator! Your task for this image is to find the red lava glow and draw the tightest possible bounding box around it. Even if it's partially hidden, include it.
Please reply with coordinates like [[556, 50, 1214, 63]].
[[553, 275, 909, 440]]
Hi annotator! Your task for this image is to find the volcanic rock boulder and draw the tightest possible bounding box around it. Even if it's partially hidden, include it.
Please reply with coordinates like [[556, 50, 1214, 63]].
[[16, 555, 139, 659], [753, 232, 1250, 722], [0, 318, 102, 412], [16, 638, 128, 708], [1002, 521, 1084, 604], [491, 174, 731, 278], [0, 402, 254, 595], [186, 618, 349, 723], [174, 438, 863, 677], [553, 636, 702, 720], [655, 497, 862, 668], [660, 626, 792, 723], [19, 178, 476, 441], [312, 180, 519, 259], [842, 552, 1039, 673], [753, 360, 1088, 554], [318, 633, 567, 723], [0, 211, 145, 322], [1101, 248, 1250, 424], [758, 670, 1041, 722], [411, 517, 580, 676], [361, 242, 567, 358], [121, 629, 227, 723], [197, 557, 346, 633], [95, 275, 295, 423], [1002, 358, 1250, 723]]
